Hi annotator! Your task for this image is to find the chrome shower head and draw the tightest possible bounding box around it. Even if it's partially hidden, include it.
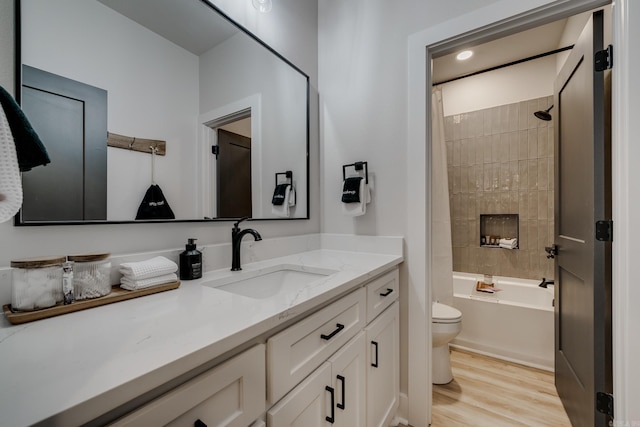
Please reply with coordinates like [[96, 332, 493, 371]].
[[534, 104, 553, 121]]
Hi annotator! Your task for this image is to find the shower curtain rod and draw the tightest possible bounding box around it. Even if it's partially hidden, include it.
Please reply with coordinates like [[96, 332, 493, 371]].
[[432, 45, 573, 86]]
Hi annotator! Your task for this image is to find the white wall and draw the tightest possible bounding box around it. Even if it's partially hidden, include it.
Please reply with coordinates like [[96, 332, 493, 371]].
[[0, 0, 319, 268], [614, 1, 640, 422], [318, 0, 504, 409], [440, 55, 556, 116], [21, 0, 200, 220]]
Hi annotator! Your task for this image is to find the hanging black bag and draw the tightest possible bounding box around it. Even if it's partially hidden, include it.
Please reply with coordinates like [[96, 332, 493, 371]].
[[135, 184, 175, 220], [135, 146, 175, 220]]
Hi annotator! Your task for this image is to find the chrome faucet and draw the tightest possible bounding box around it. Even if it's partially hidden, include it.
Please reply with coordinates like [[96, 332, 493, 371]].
[[231, 217, 262, 271]]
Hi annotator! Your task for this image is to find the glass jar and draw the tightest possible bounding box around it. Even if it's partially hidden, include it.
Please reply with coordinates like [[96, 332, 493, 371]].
[[67, 253, 112, 300], [11, 256, 66, 311]]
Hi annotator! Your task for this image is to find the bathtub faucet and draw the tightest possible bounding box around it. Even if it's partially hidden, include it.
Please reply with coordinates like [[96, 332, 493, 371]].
[[538, 277, 554, 288]]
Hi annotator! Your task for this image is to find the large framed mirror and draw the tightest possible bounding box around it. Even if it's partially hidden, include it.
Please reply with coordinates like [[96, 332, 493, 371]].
[[15, 0, 309, 225]]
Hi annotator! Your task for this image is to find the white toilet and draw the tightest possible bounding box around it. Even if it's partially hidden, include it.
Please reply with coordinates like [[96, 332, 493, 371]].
[[432, 301, 462, 384]]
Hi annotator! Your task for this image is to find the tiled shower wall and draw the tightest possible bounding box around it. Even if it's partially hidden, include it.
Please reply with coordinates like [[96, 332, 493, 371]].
[[444, 96, 554, 280]]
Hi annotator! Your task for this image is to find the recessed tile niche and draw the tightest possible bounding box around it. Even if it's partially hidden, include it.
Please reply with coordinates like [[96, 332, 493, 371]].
[[480, 214, 519, 248]]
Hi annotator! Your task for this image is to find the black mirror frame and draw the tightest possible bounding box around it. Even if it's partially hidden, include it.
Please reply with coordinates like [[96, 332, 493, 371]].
[[12, 0, 310, 226]]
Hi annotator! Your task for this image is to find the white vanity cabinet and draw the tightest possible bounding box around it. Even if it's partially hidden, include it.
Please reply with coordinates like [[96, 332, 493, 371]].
[[366, 301, 400, 427], [267, 332, 366, 427], [266, 287, 366, 404], [110, 344, 266, 427], [267, 267, 399, 427]]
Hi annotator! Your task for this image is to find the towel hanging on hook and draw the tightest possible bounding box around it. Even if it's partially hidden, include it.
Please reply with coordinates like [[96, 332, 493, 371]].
[[135, 145, 174, 220]]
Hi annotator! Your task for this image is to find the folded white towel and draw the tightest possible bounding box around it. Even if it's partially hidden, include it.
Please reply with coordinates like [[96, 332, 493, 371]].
[[119, 256, 178, 280], [0, 106, 23, 223], [120, 273, 178, 291], [272, 185, 295, 218], [341, 178, 371, 217], [498, 238, 518, 249]]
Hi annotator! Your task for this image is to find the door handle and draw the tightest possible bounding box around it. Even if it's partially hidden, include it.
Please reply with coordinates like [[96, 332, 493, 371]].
[[337, 375, 346, 410], [325, 386, 335, 423], [379, 288, 393, 297], [321, 323, 344, 341], [545, 245, 558, 259], [371, 341, 379, 367]]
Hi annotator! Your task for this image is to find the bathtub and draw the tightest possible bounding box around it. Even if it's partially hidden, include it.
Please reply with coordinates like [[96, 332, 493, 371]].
[[450, 272, 555, 371]]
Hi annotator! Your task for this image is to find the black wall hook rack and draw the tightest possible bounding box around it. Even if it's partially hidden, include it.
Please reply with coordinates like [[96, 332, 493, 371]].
[[342, 161, 368, 184], [275, 171, 293, 186]]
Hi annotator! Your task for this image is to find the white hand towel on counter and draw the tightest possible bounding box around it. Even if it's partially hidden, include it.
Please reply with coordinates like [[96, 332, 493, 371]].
[[120, 273, 178, 291], [272, 184, 295, 218], [119, 256, 178, 280], [498, 238, 518, 249], [341, 177, 371, 217]]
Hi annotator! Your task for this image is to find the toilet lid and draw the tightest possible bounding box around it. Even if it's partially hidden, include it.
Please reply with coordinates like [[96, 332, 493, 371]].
[[432, 302, 462, 323]]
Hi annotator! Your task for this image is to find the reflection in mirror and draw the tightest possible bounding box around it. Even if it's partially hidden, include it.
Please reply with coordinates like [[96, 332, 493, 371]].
[[17, 0, 309, 224]]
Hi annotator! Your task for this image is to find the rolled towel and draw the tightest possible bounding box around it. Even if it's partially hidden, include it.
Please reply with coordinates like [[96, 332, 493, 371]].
[[120, 273, 178, 291], [119, 256, 178, 280]]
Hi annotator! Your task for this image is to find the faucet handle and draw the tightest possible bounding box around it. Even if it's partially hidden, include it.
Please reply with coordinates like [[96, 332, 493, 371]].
[[233, 216, 250, 229]]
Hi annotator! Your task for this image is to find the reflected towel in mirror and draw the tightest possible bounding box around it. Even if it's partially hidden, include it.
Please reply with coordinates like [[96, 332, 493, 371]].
[[272, 184, 295, 217]]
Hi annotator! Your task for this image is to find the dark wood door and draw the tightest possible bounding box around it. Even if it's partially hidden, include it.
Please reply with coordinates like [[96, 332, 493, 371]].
[[216, 129, 252, 218], [553, 10, 612, 426], [20, 65, 107, 221]]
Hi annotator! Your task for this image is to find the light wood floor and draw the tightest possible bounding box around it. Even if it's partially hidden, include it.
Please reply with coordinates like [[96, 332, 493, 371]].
[[399, 349, 571, 427]]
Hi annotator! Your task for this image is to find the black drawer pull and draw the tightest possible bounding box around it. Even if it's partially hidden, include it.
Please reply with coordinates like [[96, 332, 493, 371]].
[[321, 323, 344, 341], [379, 288, 393, 297], [371, 341, 379, 367], [337, 375, 346, 410], [326, 386, 335, 423], [194, 420, 208, 427]]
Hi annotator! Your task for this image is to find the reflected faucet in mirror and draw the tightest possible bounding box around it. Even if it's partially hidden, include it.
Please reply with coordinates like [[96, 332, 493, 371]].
[[231, 217, 262, 271]]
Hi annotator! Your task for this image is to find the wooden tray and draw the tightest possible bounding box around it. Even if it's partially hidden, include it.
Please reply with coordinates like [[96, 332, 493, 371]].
[[3, 281, 180, 325]]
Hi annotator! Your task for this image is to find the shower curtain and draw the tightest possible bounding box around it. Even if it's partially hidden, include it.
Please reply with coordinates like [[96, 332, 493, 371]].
[[431, 88, 454, 305]]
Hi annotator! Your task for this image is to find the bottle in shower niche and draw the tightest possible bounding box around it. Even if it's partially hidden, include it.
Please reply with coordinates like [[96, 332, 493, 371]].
[[180, 238, 202, 280]]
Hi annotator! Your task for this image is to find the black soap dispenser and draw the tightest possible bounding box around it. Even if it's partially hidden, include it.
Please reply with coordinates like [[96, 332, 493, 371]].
[[180, 238, 202, 280]]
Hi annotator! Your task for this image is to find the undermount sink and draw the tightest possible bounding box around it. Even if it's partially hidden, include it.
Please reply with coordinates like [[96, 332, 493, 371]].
[[201, 264, 338, 299]]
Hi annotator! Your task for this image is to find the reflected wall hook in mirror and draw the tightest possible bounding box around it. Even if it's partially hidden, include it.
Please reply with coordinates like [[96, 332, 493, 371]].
[[275, 170, 293, 186], [342, 161, 368, 184], [107, 132, 166, 156]]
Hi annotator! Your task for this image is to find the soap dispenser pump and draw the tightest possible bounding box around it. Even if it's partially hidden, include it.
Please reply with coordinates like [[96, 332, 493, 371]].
[[180, 238, 202, 280]]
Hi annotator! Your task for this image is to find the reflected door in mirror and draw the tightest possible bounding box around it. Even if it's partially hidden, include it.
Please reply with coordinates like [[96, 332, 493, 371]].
[[217, 129, 252, 218], [21, 65, 107, 221]]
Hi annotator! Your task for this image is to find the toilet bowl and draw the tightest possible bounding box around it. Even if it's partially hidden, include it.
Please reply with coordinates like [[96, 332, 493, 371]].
[[432, 301, 462, 384]]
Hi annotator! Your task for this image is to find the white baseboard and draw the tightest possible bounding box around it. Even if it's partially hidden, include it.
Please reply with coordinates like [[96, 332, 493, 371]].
[[450, 343, 553, 372], [392, 392, 409, 425]]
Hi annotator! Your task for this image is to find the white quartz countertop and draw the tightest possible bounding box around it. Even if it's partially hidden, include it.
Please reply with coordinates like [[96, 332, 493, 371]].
[[0, 249, 402, 426]]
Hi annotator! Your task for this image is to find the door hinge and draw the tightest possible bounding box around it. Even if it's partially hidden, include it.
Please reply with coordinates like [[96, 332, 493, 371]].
[[596, 392, 614, 417], [596, 220, 613, 242], [211, 145, 219, 159], [595, 44, 613, 71]]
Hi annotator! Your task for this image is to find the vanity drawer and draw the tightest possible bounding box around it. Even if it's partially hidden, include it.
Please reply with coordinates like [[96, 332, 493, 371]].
[[366, 268, 399, 323], [110, 344, 265, 427], [267, 287, 366, 404]]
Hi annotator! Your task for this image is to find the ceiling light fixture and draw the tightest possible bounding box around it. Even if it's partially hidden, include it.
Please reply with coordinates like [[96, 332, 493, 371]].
[[456, 50, 473, 61], [252, 0, 272, 13]]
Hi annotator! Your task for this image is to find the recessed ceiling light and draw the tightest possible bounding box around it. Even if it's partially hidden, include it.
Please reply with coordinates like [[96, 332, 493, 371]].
[[252, 0, 272, 13], [456, 50, 473, 61]]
